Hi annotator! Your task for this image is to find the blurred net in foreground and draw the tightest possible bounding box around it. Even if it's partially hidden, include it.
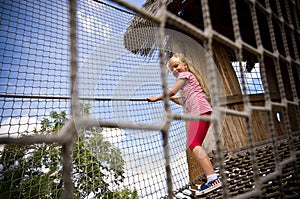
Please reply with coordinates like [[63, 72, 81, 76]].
[[0, 0, 299, 198]]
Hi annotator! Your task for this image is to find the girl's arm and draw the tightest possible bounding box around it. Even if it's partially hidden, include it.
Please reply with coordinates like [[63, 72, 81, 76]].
[[147, 78, 185, 102], [170, 97, 182, 105]]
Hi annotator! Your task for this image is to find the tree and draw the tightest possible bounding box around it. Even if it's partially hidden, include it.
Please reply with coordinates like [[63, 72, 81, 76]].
[[0, 105, 138, 198]]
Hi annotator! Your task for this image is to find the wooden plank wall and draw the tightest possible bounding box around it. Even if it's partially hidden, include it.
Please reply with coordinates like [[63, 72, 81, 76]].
[[166, 39, 298, 182], [184, 42, 298, 181]]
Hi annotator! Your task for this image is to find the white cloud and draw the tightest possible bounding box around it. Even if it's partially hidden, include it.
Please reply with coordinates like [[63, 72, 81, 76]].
[[121, 150, 189, 198], [98, 127, 189, 198], [77, 0, 112, 38], [101, 127, 126, 144], [0, 115, 40, 137], [0, 115, 41, 151]]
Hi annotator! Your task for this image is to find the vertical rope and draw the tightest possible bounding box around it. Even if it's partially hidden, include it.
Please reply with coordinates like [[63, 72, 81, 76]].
[[229, 0, 242, 45], [158, 0, 173, 198], [283, 0, 300, 111], [230, 0, 263, 197], [274, 0, 296, 151], [283, 0, 293, 26], [266, 0, 286, 101], [70, 0, 80, 118], [287, 0, 300, 137], [275, 0, 300, 192], [62, 0, 79, 198], [265, 1, 291, 197], [252, 0, 281, 180], [291, 0, 300, 31], [201, 0, 228, 198]]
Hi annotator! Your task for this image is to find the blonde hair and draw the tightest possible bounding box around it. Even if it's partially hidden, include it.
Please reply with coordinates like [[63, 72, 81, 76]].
[[168, 53, 210, 97]]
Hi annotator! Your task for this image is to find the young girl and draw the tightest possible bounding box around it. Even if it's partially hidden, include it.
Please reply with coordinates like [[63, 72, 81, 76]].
[[147, 53, 221, 195]]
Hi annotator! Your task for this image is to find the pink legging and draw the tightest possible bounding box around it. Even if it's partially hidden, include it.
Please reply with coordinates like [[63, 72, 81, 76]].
[[187, 112, 211, 150]]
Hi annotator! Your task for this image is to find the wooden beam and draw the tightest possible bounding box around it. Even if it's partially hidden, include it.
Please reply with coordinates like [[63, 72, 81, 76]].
[[208, 93, 270, 106]]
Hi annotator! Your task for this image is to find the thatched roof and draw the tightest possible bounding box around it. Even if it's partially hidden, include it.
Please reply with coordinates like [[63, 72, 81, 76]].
[[123, 0, 173, 55], [124, 0, 210, 55], [124, 0, 259, 66]]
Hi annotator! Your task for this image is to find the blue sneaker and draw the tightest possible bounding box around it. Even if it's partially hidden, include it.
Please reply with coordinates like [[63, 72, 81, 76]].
[[196, 178, 222, 196]]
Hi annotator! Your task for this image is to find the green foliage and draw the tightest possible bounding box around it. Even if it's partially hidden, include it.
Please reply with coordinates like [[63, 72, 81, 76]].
[[104, 188, 138, 199], [0, 142, 62, 198], [0, 104, 138, 198]]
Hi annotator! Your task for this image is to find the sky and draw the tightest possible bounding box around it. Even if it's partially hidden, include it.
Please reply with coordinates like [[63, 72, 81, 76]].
[[232, 62, 264, 94], [0, 0, 187, 198], [104, 0, 147, 11], [0, 0, 265, 198]]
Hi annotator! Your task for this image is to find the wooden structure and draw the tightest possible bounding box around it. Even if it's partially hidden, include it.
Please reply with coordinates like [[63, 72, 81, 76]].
[[124, 0, 300, 182]]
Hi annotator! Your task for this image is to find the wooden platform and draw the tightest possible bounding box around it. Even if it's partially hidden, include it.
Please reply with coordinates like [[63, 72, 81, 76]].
[[169, 133, 300, 198]]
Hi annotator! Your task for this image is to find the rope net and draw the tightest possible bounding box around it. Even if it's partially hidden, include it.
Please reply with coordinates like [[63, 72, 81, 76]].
[[0, 0, 299, 198]]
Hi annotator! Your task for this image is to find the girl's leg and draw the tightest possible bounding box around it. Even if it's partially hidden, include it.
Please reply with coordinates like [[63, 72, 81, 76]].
[[188, 117, 221, 195], [187, 113, 217, 178], [192, 145, 215, 175]]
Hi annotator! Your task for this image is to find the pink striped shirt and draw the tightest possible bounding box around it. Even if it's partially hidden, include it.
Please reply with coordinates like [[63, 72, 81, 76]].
[[178, 72, 212, 115]]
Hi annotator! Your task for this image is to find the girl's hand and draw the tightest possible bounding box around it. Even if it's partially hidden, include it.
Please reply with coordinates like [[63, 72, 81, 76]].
[[147, 96, 157, 102]]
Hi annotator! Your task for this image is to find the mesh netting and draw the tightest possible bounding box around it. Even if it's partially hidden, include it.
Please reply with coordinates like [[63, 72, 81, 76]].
[[0, 0, 300, 198]]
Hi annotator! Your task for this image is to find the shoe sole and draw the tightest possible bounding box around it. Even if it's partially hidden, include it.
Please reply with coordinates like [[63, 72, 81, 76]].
[[193, 182, 222, 196]]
